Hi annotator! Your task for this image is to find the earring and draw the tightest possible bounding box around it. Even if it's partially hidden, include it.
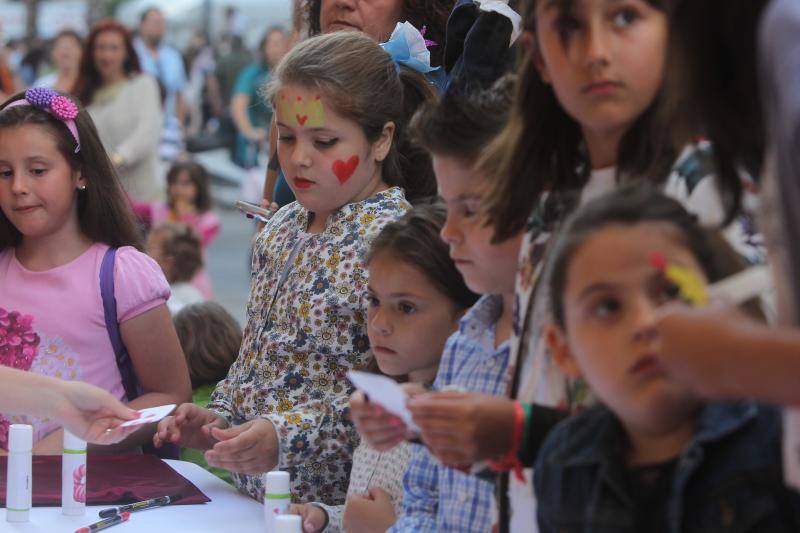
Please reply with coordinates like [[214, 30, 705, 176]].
[[78, 184, 87, 191]]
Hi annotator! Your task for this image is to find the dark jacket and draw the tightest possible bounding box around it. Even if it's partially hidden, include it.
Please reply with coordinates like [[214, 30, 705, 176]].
[[535, 401, 800, 533]]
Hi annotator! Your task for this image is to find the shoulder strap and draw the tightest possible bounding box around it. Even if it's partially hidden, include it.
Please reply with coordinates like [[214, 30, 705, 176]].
[[100, 247, 141, 402]]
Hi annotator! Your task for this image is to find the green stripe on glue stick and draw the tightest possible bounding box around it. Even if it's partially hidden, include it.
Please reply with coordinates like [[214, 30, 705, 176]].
[[264, 493, 291, 500], [63, 448, 87, 455], [7, 507, 30, 512]]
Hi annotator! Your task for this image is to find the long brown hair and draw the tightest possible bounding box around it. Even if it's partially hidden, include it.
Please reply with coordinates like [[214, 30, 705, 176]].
[[304, 0, 453, 67], [267, 31, 438, 202], [483, 0, 677, 242], [0, 91, 143, 250], [72, 19, 141, 106]]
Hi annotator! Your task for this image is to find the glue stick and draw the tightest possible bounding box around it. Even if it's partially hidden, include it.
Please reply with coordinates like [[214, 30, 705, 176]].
[[6, 424, 32, 522], [274, 514, 302, 533], [264, 470, 291, 532], [62, 430, 87, 515]]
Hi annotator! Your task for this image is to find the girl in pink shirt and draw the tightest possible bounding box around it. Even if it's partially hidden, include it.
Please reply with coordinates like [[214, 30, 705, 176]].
[[133, 161, 220, 299], [0, 88, 191, 454]]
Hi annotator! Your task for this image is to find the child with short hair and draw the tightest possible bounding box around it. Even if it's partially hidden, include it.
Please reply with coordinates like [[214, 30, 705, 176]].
[[0, 88, 191, 453], [535, 185, 800, 532], [349, 77, 521, 531], [154, 28, 438, 504], [146, 222, 205, 313], [173, 301, 242, 482], [289, 203, 477, 532]]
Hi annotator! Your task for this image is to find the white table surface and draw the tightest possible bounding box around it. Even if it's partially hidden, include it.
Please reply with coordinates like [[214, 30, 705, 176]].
[[1, 460, 265, 533]]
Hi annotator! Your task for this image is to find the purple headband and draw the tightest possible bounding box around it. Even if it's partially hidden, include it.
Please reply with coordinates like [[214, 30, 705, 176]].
[[2, 88, 81, 153]]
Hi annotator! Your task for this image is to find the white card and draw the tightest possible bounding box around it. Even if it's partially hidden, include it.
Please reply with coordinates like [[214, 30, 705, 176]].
[[119, 404, 176, 428], [347, 371, 419, 433]]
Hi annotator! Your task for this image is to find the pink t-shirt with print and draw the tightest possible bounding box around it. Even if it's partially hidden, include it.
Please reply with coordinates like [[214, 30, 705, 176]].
[[0, 243, 170, 448]]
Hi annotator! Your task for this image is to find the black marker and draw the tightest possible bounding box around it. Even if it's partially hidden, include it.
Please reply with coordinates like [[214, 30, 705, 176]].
[[98, 493, 183, 518]]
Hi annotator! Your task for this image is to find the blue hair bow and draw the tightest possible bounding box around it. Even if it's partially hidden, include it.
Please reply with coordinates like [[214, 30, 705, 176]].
[[380, 22, 439, 74]]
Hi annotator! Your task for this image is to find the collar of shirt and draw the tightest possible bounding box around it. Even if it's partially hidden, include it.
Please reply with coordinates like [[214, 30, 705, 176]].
[[295, 186, 406, 236]]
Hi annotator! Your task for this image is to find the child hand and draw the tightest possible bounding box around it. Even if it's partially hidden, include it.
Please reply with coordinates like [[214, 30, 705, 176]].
[[342, 487, 396, 533], [407, 392, 515, 467], [204, 419, 279, 474], [288, 504, 328, 533], [349, 390, 408, 451], [154, 403, 227, 451], [55, 380, 139, 445]]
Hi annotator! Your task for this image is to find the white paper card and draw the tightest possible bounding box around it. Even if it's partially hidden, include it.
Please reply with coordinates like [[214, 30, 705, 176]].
[[347, 371, 419, 433], [119, 404, 176, 428]]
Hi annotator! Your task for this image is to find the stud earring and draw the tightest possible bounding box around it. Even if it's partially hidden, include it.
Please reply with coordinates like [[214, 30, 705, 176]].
[[78, 184, 87, 191]]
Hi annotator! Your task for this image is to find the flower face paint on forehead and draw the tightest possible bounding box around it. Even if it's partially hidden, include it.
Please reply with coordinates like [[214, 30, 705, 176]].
[[277, 92, 326, 128]]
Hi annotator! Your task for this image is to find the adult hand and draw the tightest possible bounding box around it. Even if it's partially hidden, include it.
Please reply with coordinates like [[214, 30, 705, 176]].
[[407, 392, 515, 467], [204, 419, 279, 475], [154, 403, 227, 450], [342, 487, 396, 533], [250, 127, 268, 143], [288, 503, 327, 533], [54, 380, 139, 445], [655, 300, 751, 398]]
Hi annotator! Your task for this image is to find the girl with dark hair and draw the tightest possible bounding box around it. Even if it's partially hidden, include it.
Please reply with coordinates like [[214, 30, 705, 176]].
[[154, 29, 437, 505], [72, 19, 164, 203], [0, 89, 191, 453], [535, 185, 800, 532], [289, 203, 477, 532], [136, 161, 220, 299], [639, 0, 800, 491]]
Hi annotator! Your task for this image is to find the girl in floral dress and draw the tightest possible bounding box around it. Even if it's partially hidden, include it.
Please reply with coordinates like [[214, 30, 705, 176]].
[[154, 27, 439, 505]]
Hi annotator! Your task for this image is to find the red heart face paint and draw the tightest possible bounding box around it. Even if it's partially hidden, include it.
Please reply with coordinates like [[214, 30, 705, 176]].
[[332, 155, 360, 184], [297, 114, 308, 126]]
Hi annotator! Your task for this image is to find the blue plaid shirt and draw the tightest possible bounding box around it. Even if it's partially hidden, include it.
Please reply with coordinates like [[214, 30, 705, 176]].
[[391, 295, 511, 532]]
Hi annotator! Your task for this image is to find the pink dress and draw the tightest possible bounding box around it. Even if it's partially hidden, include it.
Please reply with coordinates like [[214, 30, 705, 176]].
[[0, 243, 170, 448], [138, 203, 220, 299]]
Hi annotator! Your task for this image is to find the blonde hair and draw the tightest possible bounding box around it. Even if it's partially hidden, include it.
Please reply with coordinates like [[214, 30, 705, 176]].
[[267, 31, 437, 202]]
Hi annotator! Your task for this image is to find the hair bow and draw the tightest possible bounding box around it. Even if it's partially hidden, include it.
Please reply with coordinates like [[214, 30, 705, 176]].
[[380, 22, 439, 75]]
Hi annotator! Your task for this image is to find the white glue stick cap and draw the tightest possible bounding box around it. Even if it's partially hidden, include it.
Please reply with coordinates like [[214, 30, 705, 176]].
[[264, 471, 290, 495], [8, 425, 32, 453], [63, 430, 87, 451], [274, 515, 302, 533]]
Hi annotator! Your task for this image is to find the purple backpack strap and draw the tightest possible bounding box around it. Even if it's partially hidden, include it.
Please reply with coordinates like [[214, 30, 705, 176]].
[[100, 247, 141, 402]]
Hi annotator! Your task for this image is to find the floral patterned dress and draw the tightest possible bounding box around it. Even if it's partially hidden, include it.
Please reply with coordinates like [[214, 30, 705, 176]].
[[208, 187, 410, 505]]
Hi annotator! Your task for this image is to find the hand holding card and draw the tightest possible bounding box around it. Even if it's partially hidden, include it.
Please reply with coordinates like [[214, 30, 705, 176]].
[[347, 371, 420, 433], [119, 405, 176, 428]]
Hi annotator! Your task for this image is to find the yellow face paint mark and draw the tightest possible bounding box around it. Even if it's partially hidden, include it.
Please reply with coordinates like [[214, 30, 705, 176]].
[[278, 94, 326, 128]]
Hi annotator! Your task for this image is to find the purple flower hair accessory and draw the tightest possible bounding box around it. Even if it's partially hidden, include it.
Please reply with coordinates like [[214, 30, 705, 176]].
[[1, 87, 81, 153]]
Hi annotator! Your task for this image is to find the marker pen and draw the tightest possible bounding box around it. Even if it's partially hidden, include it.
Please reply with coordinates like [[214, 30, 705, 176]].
[[75, 512, 131, 533], [98, 493, 183, 518]]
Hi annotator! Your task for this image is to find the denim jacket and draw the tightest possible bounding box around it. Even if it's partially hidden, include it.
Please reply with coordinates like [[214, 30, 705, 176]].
[[534, 402, 800, 533]]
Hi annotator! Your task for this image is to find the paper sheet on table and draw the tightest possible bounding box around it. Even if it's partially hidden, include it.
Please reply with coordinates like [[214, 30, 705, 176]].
[[348, 371, 420, 433]]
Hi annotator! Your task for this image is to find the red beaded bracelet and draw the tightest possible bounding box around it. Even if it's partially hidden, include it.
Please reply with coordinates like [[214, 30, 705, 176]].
[[488, 400, 525, 482]]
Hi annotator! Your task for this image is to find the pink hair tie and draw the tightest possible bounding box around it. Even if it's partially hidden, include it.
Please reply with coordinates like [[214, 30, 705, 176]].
[[2, 88, 81, 153]]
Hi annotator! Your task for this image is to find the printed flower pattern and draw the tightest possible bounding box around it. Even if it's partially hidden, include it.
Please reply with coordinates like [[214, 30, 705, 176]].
[[208, 188, 409, 505], [0, 308, 40, 449]]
